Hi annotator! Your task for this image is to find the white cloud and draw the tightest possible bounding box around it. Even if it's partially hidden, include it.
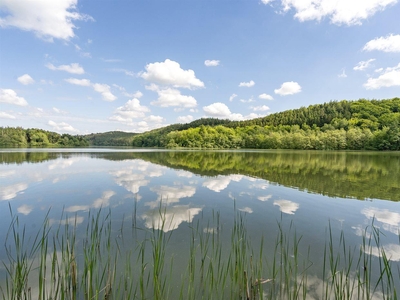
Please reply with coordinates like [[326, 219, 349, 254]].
[[109, 68, 135, 77], [363, 63, 400, 89], [363, 34, 400, 52], [240, 98, 255, 103], [280, 0, 397, 26], [273, 200, 299, 215], [274, 81, 302, 95], [338, 69, 347, 78], [261, 0, 274, 4], [353, 59, 375, 71], [92, 83, 117, 101], [46, 63, 85, 74], [141, 59, 204, 89], [0, 111, 16, 119], [65, 78, 117, 101], [0, 0, 93, 41], [239, 80, 255, 87], [110, 98, 150, 123], [204, 59, 220, 67], [203, 102, 232, 118], [144, 115, 164, 123], [259, 93, 274, 100], [251, 105, 270, 112], [203, 102, 266, 121], [17, 74, 35, 85], [113, 85, 143, 98], [229, 93, 238, 101], [150, 87, 197, 108], [177, 115, 194, 123], [48, 120, 79, 133], [65, 78, 91, 86], [0, 88, 28, 106]]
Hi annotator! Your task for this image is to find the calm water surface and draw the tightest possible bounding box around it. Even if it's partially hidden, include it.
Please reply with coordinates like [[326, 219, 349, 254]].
[[1, 149, 399, 297]]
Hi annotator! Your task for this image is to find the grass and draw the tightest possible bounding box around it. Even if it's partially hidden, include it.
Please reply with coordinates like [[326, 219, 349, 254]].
[[0, 204, 399, 300]]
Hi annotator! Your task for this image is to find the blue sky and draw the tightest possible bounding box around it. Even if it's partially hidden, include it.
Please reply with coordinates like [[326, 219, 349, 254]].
[[1, 0, 399, 134]]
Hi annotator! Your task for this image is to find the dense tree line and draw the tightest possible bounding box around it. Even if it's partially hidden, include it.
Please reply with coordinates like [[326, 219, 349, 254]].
[[165, 98, 400, 150], [131, 118, 231, 147], [0, 127, 89, 147], [84, 131, 137, 146]]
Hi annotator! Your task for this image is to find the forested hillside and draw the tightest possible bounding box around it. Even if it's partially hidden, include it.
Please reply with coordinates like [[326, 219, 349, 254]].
[[165, 98, 400, 150], [131, 118, 231, 147], [0, 127, 89, 147], [84, 131, 137, 146]]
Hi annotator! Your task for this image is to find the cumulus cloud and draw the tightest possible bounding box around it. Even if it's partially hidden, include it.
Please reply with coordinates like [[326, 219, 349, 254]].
[[0, 112, 16, 119], [113, 84, 143, 98], [46, 63, 84, 74], [203, 102, 266, 121], [353, 59, 375, 71], [204, 60, 220, 67], [177, 115, 194, 123], [363, 34, 400, 52], [261, 0, 274, 4], [274, 81, 301, 95], [239, 80, 255, 87], [110, 98, 150, 123], [273, 200, 299, 215], [203, 102, 232, 118], [363, 63, 400, 89], [251, 105, 270, 112], [48, 120, 78, 133], [203, 175, 244, 193], [259, 93, 273, 100], [150, 86, 197, 108], [0, 88, 28, 106], [65, 78, 117, 101], [92, 83, 117, 101], [141, 59, 204, 89], [229, 93, 238, 101], [0, 0, 93, 41], [280, 0, 397, 26], [17, 74, 35, 85], [65, 78, 91, 86], [144, 115, 164, 123]]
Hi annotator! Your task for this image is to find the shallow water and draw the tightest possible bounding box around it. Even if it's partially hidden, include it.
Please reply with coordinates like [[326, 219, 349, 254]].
[[1, 149, 399, 298]]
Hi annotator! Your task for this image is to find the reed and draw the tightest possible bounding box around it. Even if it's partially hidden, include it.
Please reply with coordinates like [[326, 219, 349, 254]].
[[0, 205, 398, 300]]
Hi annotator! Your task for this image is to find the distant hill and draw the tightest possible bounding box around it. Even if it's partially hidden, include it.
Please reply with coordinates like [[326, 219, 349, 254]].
[[164, 98, 400, 150], [84, 131, 138, 146]]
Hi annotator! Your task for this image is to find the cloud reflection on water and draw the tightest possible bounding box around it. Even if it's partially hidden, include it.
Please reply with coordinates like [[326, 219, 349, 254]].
[[273, 199, 299, 215], [142, 205, 202, 232], [0, 183, 28, 200]]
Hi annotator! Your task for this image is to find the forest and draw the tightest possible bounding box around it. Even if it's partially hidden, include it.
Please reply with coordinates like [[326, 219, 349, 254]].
[[132, 98, 400, 150], [1, 98, 399, 150], [0, 127, 89, 147]]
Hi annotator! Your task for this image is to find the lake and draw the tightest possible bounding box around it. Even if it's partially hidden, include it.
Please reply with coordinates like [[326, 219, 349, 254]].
[[1, 149, 399, 299]]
